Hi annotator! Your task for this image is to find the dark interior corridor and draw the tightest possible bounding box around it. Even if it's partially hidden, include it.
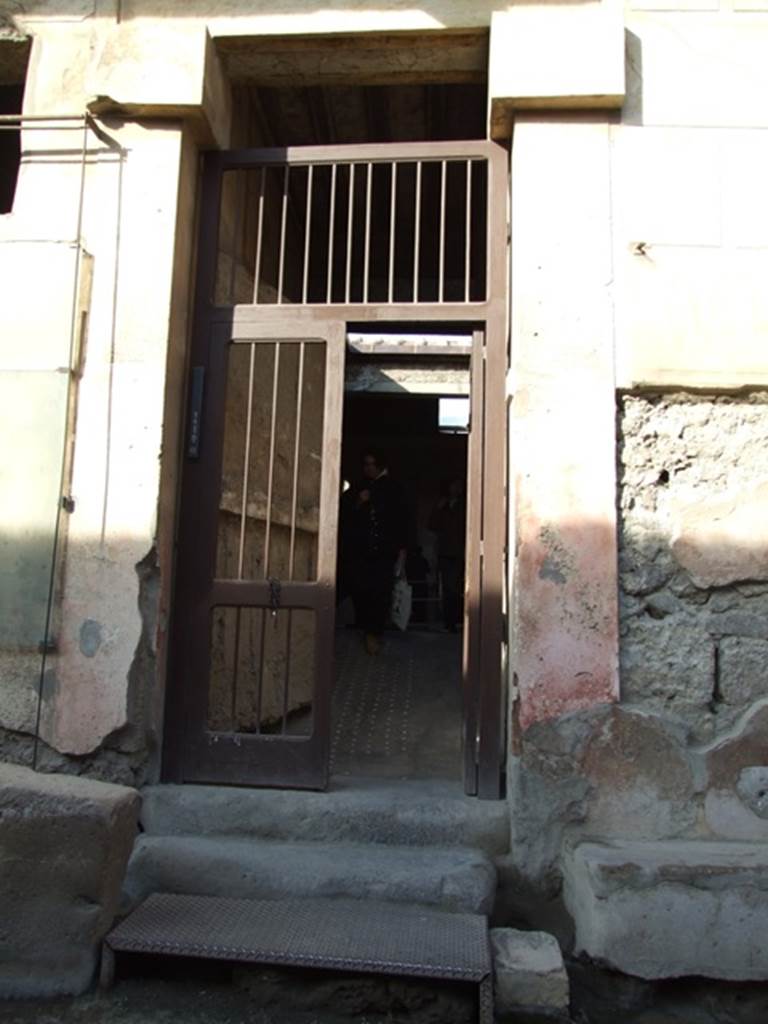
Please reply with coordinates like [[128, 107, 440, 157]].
[[332, 387, 469, 782]]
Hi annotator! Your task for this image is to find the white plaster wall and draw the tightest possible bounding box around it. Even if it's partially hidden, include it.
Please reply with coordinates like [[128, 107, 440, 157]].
[[615, 1, 768, 387], [0, 13, 190, 757]]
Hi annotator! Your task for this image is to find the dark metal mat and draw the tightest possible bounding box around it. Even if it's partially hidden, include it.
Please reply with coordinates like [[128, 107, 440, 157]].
[[103, 893, 492, 1022]]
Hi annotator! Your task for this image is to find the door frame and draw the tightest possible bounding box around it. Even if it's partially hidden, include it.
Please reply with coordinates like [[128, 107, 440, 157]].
[[162, 140, 509, 798]]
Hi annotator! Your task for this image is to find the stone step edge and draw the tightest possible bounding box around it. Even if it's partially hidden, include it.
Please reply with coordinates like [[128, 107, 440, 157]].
[[122, 833, 498, 917], [139, 782, 510, 856]]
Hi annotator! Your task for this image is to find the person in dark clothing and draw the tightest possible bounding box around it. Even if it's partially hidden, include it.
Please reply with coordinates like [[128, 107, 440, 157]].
[[343, 449, 408, 654], [428, 477, 466, 632]]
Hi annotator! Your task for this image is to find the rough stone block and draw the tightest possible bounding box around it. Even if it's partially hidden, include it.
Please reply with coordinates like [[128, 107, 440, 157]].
[[563, 839, 768, 980], [671, 480, 768, 588], [490, 928, 569, 1017], [718, 636, 768, 709], [0, 763, 139, 997]]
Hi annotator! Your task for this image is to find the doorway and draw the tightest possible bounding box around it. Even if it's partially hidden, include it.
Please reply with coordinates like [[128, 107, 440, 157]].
[[331, 373, 470, 783], [162, 136, 508, 796]]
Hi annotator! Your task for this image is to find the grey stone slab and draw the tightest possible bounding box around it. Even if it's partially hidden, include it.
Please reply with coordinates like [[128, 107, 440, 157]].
[[0, 764, 139, 997], [140, 777, 510, 856], [123, 834, 497, 916], [563, 839, 768, 980], [490, 928, 569, 1016]]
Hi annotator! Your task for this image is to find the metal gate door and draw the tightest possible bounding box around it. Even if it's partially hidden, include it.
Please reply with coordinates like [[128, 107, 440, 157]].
[[165, 320, 345, 788], [164, 138, 508, 795]]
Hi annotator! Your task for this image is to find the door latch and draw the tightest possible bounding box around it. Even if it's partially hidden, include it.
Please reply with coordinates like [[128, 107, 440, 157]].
[[268, 577, 282, 620]]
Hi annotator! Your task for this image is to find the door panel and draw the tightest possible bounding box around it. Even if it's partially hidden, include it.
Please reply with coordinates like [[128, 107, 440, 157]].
[[462, 331, 484, 796], [172, 320, 344, 789]]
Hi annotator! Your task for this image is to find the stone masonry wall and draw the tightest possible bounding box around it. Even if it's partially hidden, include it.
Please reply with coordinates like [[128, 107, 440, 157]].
[[618, 392, 768, 742]]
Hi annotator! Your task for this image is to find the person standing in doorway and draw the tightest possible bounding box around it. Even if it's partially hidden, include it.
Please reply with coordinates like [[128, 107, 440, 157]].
[[345, 449, 408, 655], [429, 477, 466, 633]]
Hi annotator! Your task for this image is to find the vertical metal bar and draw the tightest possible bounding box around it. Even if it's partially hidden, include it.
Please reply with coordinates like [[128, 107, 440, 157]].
[[465, 159, 472, 303], [288, 342, 306, 579], [476, 144, 510, 799], [281, 610, 293, 736], [413, 161, 422, 303], [237, 343, 257, 580], [463, 333, 484, 796], [33, 115, 91, 771], [326, 163, 337, 304], [230, 608, 242, 730], [363, 162, 372, 303], [345, 164, 355, 303], [228, 171, 246, 304], [256, 608, 266, 735], [302, 164, 314, 304], [388, 162, 397, 303], [277, 165, 290, 304], [263, 343, 281, 576], [252, 166, 266, 304], [438, 160, 446, 303]]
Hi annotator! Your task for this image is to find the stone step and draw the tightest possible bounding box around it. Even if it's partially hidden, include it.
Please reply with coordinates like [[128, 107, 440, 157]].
[[562, 838, 768, 981], [140, 778, 510, 857], [123, 834, 497, 917]]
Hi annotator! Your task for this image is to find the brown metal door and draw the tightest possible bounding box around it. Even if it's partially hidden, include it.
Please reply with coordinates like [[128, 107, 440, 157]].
[[167, 319, 345, 788], [462, 328, 505, 798]]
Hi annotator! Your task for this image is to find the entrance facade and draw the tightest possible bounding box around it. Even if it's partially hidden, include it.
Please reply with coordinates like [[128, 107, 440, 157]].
[[163, 140, 508, 798]]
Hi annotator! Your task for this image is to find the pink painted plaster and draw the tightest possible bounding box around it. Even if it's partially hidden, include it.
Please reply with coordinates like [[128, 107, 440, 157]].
[[510, 119, 619, 731]]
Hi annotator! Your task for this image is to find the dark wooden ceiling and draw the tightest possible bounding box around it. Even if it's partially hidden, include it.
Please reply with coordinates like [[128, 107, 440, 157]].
[[233, 82, 488, 146], [220, 30, 489, 146]]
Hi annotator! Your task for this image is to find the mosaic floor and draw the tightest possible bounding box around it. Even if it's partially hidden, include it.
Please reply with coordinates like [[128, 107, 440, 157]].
[[330, 628, 463, 782]]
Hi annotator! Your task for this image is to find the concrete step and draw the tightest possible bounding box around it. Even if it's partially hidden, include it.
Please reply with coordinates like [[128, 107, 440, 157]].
[[123, 834, 497, 916], [140, 778, 510, 857]]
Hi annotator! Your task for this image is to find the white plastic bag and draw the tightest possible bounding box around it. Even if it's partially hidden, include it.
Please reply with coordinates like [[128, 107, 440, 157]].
[[390, 577, 412, 631]]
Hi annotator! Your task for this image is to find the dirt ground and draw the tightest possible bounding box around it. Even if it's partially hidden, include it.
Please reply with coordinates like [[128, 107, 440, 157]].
[[0, 961, 477, 1024], [1, 978, 408, 1024], [4, 962, 768, 1024]]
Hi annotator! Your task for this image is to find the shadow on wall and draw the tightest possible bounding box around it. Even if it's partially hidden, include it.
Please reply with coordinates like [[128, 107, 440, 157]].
[[0, 533, 159, 789], [507, 389, 768, 924]]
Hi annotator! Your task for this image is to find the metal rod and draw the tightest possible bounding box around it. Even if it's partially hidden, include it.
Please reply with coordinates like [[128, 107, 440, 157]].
[[465, 159, 472, 303], [438, 160, 446, 303], [0, 124, 84, 131], [256, 608, 266, 735], [0, 113, 125, 154], [363, 162, 372, 304], [345, 164, 355, 304], [237, 343, 257, 580], [33, 115, 92, 771], [413, 161, 422, 303], [281, 610, 293, 736], [388, 162, 396, 303], [230, 608, 242, 729], [263, 343, 281, 576], [326, 163, 337, 304], [228, 170, 247, 304], [277, 165, 289, 304], [0, 113, 91, 122], [288, 342, 306, 580], [253, 166, 266, 304], [302, 164, 314, 304]]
